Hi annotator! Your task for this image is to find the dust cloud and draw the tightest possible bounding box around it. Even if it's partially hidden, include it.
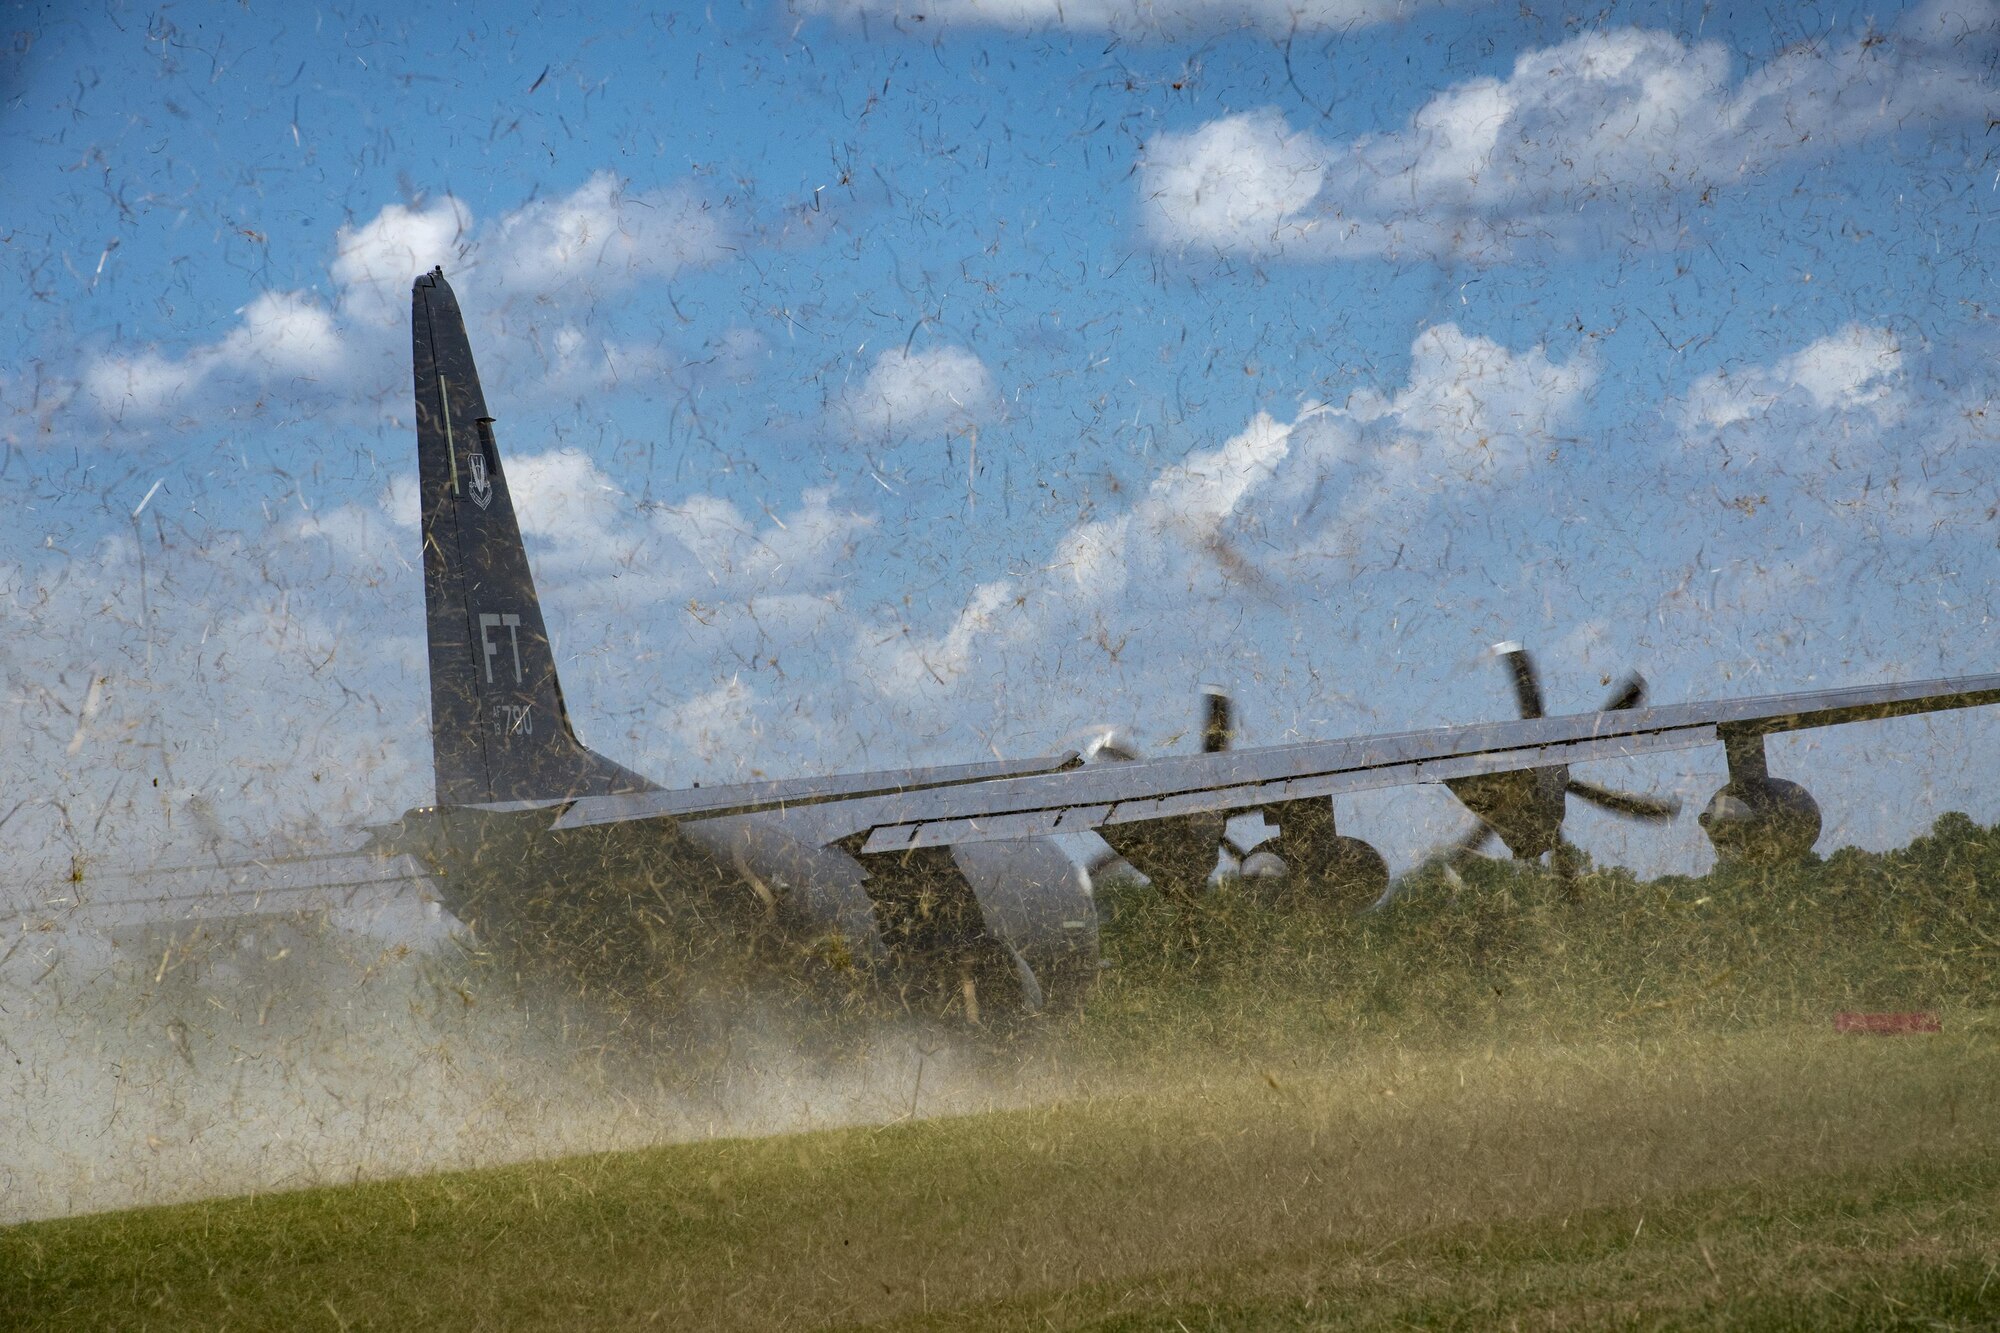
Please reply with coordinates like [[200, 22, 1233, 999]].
[[0, 892, 1040, 1225]]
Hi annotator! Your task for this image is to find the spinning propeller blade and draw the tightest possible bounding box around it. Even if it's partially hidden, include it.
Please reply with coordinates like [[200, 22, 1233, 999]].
[[1566, 779, 1680, 822], [1079, 689, 1240, 890], [1452, 821, 1498, 859], [1201, 687, 1235, 754], [1389, 819, 1494, 899], [1437, 645, 1681, 877], [1083, 688, 1387, 905], [1493, 641, 1545, 720], [1600, 672, 1647, 712], [1081, 729, 1142, 763]]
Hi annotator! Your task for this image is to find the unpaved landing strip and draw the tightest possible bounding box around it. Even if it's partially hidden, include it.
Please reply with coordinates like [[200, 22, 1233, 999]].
[[6, 1022, 1997, 1330]]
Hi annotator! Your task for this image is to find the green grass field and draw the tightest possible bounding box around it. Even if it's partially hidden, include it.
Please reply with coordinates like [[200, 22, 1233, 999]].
[[6, 815, 1999, 1329]]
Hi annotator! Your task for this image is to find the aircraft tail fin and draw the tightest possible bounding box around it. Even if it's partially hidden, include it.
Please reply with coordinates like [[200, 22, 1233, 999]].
[[412, 269, 653, 805]]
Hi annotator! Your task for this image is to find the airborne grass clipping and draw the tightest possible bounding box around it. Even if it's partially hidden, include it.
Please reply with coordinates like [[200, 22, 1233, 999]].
[[7, 816, 1998, 1328]]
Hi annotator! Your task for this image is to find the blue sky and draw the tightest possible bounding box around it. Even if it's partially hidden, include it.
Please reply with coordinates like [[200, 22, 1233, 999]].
[[3, 0, 1998, 879]]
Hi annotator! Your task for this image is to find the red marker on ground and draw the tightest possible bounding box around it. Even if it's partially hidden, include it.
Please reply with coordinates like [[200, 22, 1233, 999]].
[[1834, 1012, 1941, 1035]]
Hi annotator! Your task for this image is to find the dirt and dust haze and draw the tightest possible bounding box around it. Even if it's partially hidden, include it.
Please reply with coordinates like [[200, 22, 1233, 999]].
[[0, 892, 1048, 1225]]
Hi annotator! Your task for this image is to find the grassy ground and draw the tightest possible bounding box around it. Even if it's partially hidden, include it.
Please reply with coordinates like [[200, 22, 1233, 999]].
[[1070, 809, 2000, 1065], [5, 1029, 1996, 1329], [867, 1152, 2000, 1331], [5, 815, 1999, 1329]]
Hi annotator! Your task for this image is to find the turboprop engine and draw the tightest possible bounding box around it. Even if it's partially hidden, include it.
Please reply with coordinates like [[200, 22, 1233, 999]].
[[1698, 728, 1822, 864], [1433, 644, 1681, 885], [1085, 690, 1389, 909]]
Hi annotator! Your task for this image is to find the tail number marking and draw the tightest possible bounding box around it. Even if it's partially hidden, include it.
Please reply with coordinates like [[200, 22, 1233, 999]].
[[494, 704, 534, 737], [478, 612, 523, 684]]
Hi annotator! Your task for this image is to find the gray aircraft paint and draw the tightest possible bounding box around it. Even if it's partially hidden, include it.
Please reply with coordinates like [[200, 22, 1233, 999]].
[[410, 271, 1092, 1004], [26, 272, 2000, 1011]]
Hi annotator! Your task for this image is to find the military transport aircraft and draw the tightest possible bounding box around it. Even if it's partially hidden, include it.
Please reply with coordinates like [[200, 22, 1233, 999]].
[[16, 269, 2000, 1014]]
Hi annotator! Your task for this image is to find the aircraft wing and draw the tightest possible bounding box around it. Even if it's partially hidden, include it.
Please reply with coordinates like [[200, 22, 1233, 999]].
[[549, 671, 2000, 852], [25, 672, 1991, 938]]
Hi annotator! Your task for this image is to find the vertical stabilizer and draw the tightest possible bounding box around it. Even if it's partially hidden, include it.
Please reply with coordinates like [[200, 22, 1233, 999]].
[[412, 269, 653, 805]]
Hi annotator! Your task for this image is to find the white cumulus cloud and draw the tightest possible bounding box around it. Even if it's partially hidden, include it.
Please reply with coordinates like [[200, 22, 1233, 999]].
[[852, 323, 1593, 730], [1681, 325, 1906, 438], [1141, 13, 2000, 260], [1664, 325, 1992, 542], [80, 291, 347, 421], [506, 449, 630, 553], [70, 173, 740, 430], [1140, 110, 1326, 256], [332, 197, 474, 329], [843, 345, 996, 439], [486, 172, 730, 295], [1347, 324, 1596, 486]]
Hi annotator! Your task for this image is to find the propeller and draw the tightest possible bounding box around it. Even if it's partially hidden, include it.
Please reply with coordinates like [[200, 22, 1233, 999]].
[[1194, 687, 1262, 862], [1079, 687, 1387, 907], [1080, 728, 1142, 764], [1566, 778, 1679, 821], [1078, 685, 1229, 767], [1502, 642, 1676, 821], [1426, 644, 1682, 887], [1200, 686, 1234, 755], [1076, 721, 1139, 878], [1497, 639, 1547, 718], [1079, 687, 1256, 884]]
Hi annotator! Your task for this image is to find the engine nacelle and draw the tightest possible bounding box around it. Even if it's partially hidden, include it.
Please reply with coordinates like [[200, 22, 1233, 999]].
[[1097, 813, 1227, 899], [1266, 797, 1389, 910], [1698, 778, 1821, 863], [1700, 729, 1821, 864]]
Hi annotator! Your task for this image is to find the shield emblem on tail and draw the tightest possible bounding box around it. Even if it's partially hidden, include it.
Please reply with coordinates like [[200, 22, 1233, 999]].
[[467, 451, 493, 510]]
